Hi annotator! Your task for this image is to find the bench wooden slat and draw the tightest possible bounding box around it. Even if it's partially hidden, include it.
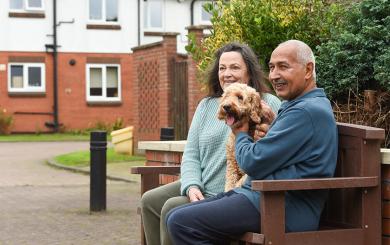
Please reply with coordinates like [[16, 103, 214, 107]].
[[238, 227, 364, 245], [130, 166, 180, 175], [285, 228, 364, 245], [337, 122, 385, 139], [251, 176, 378, 191], [237, 232, 265, 244]]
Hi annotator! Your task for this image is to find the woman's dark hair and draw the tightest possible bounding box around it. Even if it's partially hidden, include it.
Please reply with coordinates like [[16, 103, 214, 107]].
[[207, 42, 270, 97]]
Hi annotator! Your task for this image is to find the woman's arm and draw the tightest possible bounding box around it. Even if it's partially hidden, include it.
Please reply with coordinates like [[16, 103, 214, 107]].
[[180, 99, 208, 196]]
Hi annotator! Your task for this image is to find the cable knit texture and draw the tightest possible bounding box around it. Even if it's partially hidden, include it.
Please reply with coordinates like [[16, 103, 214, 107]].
[[180, 93, 281, 197]]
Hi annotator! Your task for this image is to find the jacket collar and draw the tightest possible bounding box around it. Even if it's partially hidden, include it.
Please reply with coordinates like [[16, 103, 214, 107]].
[[279, 88, 326, 111]]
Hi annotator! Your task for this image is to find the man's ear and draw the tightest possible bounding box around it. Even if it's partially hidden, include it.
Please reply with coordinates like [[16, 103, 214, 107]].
[[305, 62, 314, 80]]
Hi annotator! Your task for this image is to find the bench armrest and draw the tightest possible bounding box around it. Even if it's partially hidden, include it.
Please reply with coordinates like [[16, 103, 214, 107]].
[[131, 166, 181, 175], [251, 176, 378, 192]]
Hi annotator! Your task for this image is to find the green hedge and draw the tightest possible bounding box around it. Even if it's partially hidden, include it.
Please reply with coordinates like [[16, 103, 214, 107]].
[[316, 0, 390, 100]]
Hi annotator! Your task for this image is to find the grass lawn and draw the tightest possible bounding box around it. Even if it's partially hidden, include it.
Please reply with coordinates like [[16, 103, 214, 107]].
[[55, 147, 145, 167], [0, 133, 95, 142]]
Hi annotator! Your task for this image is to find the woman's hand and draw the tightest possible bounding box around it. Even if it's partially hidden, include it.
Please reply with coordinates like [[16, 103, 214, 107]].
[[188, 187, 205, 202]]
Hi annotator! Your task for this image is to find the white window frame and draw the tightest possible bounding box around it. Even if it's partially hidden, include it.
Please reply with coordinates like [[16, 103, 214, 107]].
[[88, 0, 119, 23], [7, 63, 46, 93], [86, 64, 121, 103], [143, 0, 164, 31], [199, 1, 212, 25], [9, 0, 45, 12]]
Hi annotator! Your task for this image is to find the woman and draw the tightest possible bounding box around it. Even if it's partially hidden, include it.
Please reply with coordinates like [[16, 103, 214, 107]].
[[141, 42, 281, 245]]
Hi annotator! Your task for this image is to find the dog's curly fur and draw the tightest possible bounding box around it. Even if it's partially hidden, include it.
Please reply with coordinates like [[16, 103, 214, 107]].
[[217, 83, 263, 191]]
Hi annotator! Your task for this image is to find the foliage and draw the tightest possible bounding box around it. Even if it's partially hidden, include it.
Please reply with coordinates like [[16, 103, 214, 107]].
[[85, 117, 125, 134], [186, 0, 350, 87], [316, 0, 390, 100], [0, 108, 13, 135], [333, 91, 390, 148]]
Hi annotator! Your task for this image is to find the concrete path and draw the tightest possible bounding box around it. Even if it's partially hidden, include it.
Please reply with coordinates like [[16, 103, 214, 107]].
[[0, 142, 141, 245]]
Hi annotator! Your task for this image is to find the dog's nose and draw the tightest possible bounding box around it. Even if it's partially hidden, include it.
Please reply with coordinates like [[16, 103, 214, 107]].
[[223, 105, 231, 112]]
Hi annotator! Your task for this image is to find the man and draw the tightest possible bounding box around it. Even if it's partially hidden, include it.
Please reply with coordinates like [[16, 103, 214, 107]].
[[166, 40, 338, 244]]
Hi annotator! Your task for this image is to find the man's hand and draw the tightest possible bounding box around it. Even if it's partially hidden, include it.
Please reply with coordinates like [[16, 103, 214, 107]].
[[254, 123, 269, 141], [261, 100, 276, 124], [188, 187, 205, 202], [231, 120, 249, 136], [252, 101, 275, 141]]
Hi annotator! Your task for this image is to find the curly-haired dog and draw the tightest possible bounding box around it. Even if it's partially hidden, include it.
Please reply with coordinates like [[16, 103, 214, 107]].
[[217, 83, 263, 191]]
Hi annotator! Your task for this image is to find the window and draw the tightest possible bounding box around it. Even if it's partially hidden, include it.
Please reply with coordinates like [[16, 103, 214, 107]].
[[86, 64, 121, 102], [200, 2, 212, 24], [8, 63, 45, 93], [144, 0, 163, 30], [89, 0, 118, 22], [9, 0, 44, 11]]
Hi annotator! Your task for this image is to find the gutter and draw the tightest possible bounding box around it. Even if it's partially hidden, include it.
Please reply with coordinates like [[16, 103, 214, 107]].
[[190, 0, 197, 25], [52, 0, 59, 132], [45, 0, 60, 132], [190, 0, 213, 26], [137, 0, 141, 45]]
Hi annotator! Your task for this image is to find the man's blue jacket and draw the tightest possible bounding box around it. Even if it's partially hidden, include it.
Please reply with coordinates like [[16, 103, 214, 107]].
[[234, 88, 338, 232]]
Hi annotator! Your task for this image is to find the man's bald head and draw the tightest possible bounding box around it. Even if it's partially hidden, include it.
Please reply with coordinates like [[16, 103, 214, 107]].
[[276, 40, 316, 81], [269, 40, 317, 100]]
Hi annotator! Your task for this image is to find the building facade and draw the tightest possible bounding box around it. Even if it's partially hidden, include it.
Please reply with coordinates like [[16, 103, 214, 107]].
[[0, 0, 210, 133]]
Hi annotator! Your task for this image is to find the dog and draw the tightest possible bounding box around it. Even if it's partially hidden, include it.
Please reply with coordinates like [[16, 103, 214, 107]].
[[217, 83, 263, 191]]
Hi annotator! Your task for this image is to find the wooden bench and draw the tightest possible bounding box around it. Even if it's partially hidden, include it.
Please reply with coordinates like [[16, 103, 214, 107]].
[[131, 122, 385, 245]]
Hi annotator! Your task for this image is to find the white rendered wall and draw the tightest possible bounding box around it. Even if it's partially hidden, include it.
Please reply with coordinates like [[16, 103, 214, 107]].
[[0, 0, 210, 54], [58, 0, 138, 53], [0, 0, 52, 52], [0, 0, 138, 53], [141, 0, 211, 54]]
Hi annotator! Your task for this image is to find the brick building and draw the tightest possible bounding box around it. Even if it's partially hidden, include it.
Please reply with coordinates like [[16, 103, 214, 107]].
[[0, 0, 210, 140]]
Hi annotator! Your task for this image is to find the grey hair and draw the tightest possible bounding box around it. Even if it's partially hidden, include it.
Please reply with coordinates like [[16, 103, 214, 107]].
[[278, 40, 316, 81]]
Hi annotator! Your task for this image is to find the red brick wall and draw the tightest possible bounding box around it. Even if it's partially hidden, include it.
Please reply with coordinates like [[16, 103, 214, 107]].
[[132, 28, 209, 150], [186, 26, 208, 126], [145, 150, 182, 184], [0, 52, 54, 132], [0, 51, 134, 133], [1, 25, 208, 138], [132, 34, 179, 148], [57, 53, 133, 130]]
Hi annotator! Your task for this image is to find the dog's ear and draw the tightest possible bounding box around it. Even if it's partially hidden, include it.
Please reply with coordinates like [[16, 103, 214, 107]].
[[249, 92, 262, 124], [217, 104, 225, 120]]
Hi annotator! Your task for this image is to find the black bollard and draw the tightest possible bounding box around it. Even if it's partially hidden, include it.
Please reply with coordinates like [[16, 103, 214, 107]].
[[160, 127, 174, 141], [90, 131, 107, 212]]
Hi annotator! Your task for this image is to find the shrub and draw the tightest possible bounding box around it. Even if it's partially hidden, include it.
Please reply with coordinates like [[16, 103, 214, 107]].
[[316, 0, 390, 101], [0, 108, 13, 135], [333, 91, 390, 148], [86, 117, 125, 134], [186, 0, 350, 88]]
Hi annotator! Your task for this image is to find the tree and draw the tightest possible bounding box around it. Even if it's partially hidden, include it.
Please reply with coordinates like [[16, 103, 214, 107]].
[[186, 0, 350, 88]]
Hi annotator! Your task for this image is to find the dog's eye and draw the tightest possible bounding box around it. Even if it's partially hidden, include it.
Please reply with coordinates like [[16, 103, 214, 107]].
[[237, 95, 243, 100]]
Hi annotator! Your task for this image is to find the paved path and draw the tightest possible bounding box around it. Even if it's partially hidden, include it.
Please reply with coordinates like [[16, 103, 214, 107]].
[[0, 142, 141, 245]]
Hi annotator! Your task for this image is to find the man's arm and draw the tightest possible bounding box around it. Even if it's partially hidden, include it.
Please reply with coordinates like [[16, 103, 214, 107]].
[[235, 108, 314, 180]]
